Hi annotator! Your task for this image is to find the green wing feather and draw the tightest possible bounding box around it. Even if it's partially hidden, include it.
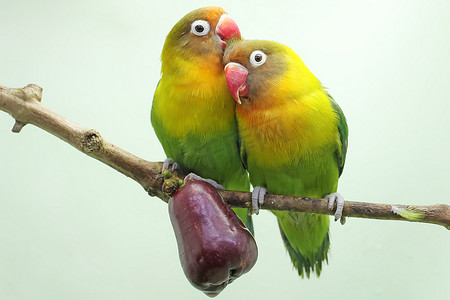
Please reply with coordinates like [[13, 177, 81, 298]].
[[239, 134, 248, 170], [328, 93, 348, 177]]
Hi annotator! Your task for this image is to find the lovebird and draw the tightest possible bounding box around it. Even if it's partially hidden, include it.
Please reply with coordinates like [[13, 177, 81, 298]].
[[223, 40, 348, 277], [151, 7, 253, 231]]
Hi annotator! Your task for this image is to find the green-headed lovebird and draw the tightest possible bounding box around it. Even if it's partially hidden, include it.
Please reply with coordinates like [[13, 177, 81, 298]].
[[223, 39, 348, 277], [151, 7, 253, 232]]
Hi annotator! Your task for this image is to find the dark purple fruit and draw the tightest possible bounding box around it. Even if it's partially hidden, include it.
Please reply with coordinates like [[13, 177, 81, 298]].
[[168, 180, 258, 297]]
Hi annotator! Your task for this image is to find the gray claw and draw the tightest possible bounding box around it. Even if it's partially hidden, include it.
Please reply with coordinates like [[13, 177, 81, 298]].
[[251, 186, 267, 215], [184, 173, 225, 190], [162, 158, 179, 172], [326, 192, 345, 223]]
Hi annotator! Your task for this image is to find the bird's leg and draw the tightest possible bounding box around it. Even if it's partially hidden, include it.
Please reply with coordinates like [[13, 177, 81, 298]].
[[250, 186, 267, 215], [184, 173, 225, 190], [326, 192, 346, 224], [162, 158, 180, 172]]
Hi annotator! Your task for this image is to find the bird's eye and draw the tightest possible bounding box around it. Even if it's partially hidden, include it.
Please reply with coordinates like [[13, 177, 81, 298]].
[[249, 50, 267, 67], [191, 20, 210, 36]]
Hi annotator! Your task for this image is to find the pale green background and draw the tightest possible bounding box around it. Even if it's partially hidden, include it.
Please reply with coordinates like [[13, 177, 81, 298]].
[[1, 0, 449, 299]]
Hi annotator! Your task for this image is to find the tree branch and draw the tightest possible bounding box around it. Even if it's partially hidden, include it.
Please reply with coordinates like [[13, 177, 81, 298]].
[[1, 84, 449, 230]]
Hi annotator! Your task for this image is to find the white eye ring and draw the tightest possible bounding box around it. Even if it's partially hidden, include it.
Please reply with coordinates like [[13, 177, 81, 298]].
[[249, 50, 267, 67], [191, 20, 210, 36]]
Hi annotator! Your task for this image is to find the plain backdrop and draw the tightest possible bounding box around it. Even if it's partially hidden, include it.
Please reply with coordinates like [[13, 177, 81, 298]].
[[1, 0, 449, 299]]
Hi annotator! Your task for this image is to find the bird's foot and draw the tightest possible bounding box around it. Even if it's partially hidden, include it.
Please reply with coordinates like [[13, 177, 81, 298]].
[[162, 158, 180, 173], [250, 186, 267, 215], [326, 192, 346, 224], [184, 173, 225, 190]]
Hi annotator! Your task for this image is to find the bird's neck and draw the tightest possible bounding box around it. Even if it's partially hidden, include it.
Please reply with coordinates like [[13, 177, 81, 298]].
[[155, 57, 236, 138], [161, 53, 223, 86]]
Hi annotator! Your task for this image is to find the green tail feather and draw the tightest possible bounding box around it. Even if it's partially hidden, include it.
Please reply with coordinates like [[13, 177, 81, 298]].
[[246, 213, 254, 236], [233, 207, 254, 236], [277, 220, 330, 278]]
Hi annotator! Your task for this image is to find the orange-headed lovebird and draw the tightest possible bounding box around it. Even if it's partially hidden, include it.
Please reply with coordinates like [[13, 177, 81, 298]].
[[151, 7, 253, 232], [223, 39, 348, 277]]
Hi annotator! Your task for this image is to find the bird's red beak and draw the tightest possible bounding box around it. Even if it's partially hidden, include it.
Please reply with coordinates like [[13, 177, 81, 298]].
[[216, 14, 241, 48], [224, 62, 248, 104]]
